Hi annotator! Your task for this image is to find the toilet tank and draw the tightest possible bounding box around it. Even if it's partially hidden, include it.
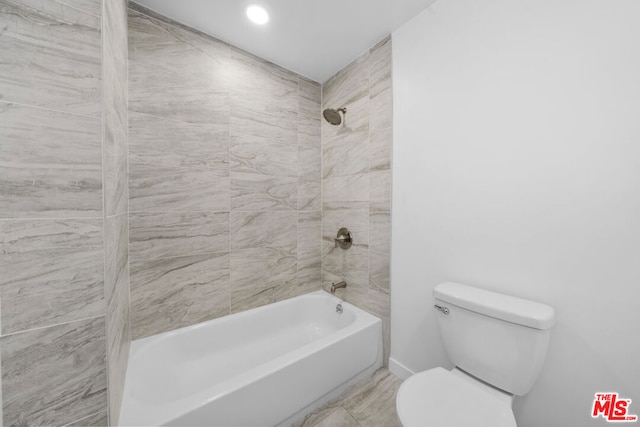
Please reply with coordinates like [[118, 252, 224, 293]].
[[434, 282, 555, 396]]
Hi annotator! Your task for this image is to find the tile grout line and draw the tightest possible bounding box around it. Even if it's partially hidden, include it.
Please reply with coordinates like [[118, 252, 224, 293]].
[[0, 314, 105, 339]]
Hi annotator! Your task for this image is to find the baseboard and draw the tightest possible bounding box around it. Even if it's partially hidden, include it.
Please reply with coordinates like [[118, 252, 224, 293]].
[[388, 357, 415, 380]]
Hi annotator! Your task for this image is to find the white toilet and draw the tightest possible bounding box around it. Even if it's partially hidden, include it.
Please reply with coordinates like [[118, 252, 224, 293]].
[[396, 282, 555, 426]]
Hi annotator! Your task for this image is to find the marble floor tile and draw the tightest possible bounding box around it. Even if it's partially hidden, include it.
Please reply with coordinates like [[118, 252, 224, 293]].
[[297, 368, 402, 427]]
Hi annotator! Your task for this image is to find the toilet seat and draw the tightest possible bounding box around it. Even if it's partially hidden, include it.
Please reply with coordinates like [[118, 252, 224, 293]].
[[396, 367, 517, 427]]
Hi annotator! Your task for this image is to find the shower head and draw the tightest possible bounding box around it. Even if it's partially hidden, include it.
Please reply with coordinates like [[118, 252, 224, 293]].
[[323, 107, 347, 125]]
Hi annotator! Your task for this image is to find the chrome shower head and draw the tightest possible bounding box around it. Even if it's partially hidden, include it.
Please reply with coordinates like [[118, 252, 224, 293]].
[[323, 107, 347, 125]]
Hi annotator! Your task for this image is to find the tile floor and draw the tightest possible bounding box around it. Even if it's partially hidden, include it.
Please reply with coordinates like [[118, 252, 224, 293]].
[[297, 368, 403, 427]]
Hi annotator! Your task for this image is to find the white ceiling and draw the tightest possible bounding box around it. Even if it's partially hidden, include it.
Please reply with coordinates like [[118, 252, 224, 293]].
[[132, 0, 438, 83]]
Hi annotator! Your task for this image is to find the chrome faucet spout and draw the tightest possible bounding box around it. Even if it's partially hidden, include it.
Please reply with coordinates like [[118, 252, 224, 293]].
[[330, 281, 347, 293]]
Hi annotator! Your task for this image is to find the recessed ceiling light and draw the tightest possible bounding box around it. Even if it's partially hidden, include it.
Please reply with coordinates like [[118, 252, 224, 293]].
[[246, 5, 269, 25]]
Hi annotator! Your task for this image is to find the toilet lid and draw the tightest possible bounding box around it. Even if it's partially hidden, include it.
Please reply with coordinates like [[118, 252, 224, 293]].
[[396, 367, 517, 427]]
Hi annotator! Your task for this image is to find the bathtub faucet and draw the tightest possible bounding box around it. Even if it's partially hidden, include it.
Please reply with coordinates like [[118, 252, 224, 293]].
[[330, 281, 347, 293]]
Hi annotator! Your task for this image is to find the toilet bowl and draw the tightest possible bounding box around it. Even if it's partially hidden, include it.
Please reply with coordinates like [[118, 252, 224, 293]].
[[396, 367, 516, 427], [395, 282, 555, 427]]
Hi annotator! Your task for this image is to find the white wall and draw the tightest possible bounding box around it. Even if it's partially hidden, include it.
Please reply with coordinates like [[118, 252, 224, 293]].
[[391, 1, 640, 426]]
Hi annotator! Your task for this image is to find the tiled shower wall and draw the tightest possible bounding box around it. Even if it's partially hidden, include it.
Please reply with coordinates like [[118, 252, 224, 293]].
[[127, 5, 322, 339], [321, 37, 393, 364], [0, 0, 129, 425]]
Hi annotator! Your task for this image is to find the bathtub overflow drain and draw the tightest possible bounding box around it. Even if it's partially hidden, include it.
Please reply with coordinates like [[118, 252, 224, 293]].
[[336, 304, 343, 314]]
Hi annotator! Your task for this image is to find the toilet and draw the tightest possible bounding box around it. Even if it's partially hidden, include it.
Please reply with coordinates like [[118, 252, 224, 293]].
[[396, 282, 555, 426]]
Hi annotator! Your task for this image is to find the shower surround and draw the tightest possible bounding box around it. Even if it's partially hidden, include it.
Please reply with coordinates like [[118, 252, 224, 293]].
[[321, 37, 393, 364], [0, 1, 391, 424], [127, 4, 322, 339]]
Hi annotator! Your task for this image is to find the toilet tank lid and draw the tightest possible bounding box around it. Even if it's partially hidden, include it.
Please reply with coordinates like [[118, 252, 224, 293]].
[[434, 282, 555, 330]]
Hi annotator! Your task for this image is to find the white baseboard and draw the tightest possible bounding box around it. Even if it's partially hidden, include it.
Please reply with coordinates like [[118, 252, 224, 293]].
[[388, 357, 415, 380]]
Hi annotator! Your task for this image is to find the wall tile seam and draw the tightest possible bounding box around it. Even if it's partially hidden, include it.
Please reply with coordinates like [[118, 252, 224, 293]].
[[0, 216, 105, 222], [129, 249, 231, 265], [0, 99, 102, 120], [0, 314, 106, 339], [61, 410, 106, 427], [54, 0, 102, 19]]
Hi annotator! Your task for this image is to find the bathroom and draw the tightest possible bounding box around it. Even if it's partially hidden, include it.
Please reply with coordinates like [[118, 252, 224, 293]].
[[0, 0, 638, 426]]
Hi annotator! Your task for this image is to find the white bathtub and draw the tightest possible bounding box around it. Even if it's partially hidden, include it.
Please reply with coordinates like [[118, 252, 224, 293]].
[[119, 290, 383, 426]]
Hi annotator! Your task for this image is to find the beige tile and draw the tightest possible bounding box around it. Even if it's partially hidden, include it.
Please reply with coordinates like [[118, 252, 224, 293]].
[[130, 252, 230, 307], [323, 174, 370, 210], [0, 102, 102, 218], [299, 406, 360, 427], [65, 410, 108, 427], [231, 172, 297, 211], [370, 128, 392, 172], [342, 369, 403, 427], [129, 211, 229, 262], [0, 0, 101, 116], [230, 247, 297, 291], [298, 179, 322, 211], [1, 317, 107, 427], [131, 292, 230, 340], [369, 210, 391, 254], [369, 250, 390, 294], [129, 165, 230, 212], [129, 111, 229, 170], [0, 219, 104, 334], [230, 211, 296, 251]]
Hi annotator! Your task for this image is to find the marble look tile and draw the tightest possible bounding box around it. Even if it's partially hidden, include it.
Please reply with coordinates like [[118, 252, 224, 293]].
[[323, 125, 370, 179], [0, 102, 102, 218], [0, 219, 104, 334], [369, 250, 390, 295], [1, 316, 107, 427], [322, 51, 370, 117], [106, 281, 130, 426], [230, 283, 298, 314], [129, 212, 229, 262], [65, 411, 108, 427], [342, 369, 402, 427], [231, 172, 297, 211], [367, 286, 390, 319], [229, 128, 298, 178], [130, 252, 230, 308], [128, 5, 230, 67], [298, 137, 322, 181], [299, 78, 321, 140], [369, 37, 393, 133], [129, 165, 230, 212], [129, 81, 230, 126], [382, 317, 391, 367], [370, 128, 392, 172], [229, 47, 299, 113], [104, 213, 129, 313], [298, 406, 360, 427], [322, 208, 369, 249], [298, 179, 322, 211], [370, 169, 391, 205], [230, 211, 296, 251], [323, 174, 370, 210], [298, 210, 322, 226], [129, 112, 229, 169], [131, 291, 229, 340], [104, 0, 129, 217], [298, 213, 322, 291], [0, 0, 101, 116], [128, 10, 229, 90], [369, 210, 391, 254], [322, 245, 369, 293], [230, 247, 297, 292]]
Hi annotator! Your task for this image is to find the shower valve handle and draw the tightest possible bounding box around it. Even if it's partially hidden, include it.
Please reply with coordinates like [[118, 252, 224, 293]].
[[334, 228, 352, 249]]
